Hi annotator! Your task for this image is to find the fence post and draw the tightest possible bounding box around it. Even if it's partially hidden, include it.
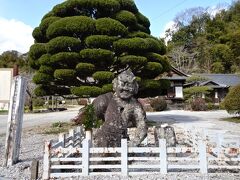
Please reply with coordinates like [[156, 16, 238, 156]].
[[217, 133, 223, 157], [43, 141, 51, 180], [199, 140, 208, 174], [159, 139, 167, 174], [82, 139, 90, 176], [121, 139, 128, 176], [69, 129, 75, 147], [59, 133, 66, 148]]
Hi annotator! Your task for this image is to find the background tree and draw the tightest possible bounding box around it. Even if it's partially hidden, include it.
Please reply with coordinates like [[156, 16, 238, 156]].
[[29, 0, 170, 98], [222, 84, 240, 115], [166, 1, 240, 74]]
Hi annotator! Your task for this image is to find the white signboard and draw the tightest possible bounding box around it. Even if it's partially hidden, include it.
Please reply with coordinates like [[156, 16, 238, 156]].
[[175, 86, 183, 98], [0, 68, 13, 102]]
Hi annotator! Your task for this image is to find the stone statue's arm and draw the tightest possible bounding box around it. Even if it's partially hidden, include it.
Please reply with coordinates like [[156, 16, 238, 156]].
[[129, 105, 148, 146]]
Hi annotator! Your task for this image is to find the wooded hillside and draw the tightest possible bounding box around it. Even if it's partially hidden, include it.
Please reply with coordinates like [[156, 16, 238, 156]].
[[167, 1, 240, 74]]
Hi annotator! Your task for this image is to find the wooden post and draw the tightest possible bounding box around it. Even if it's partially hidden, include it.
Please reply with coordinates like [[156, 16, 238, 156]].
[[217, 133, 223, 157], [69, 129, 75, 147], [59, 133, 66, 148], [4, 76, 27, 166], [43, 141, 51, 180], [82, 139, 90, 176], [159, 139, 167, 174], [31, 159, 39, 180], [121, 139, 128, 176], [199, 140, 208, 174]]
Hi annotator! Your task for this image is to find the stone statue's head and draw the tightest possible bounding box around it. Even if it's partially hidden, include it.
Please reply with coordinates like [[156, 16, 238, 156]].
[[113, 70, 139, 100]]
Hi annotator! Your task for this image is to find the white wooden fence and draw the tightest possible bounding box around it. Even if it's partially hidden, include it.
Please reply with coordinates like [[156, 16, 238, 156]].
[[42, 126, 240, 179]]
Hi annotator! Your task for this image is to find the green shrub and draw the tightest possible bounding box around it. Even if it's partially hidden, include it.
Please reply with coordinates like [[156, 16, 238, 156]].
[[38, 54, 52, 66], [33, 72, 53, 84], [95, 18, 127, 36], [79, 48, 114, 65], [38, 65, 54, 74], [116, 0, 138, 13], [33, 98, 45, 107], [34, 85, 53, 96], [54, 69, 76, 80], [93, 0, 120, 14], [183, 86, 213, 101], [145, 38, 165, 54], [81, 104, 102, 130], [76, 63, 95, 77], [85, 35, 118, 49], [145, 53, 170, 70], [191, 98, 207, 111], [29, 43, 46, 60], [47, 16, 95, 39], [221, 84, 240, 115], [32, 27, 45, 43], [114, 37, 148, 53], [47, 36, 81, 54], [119, 55, 147, 66], [142, 62, 163, 78], [50, 52, 80, 67], [186, 75, 209, 83], [92, 71, 114, 83], [150, 97, 167, 111], [39, 16, 61, 33], [135, 12, 150, 28], [114, 10, 137, 26], [71, 86, 103, 97], [128, 31, 151, 38], [102, 83, 113, 93]]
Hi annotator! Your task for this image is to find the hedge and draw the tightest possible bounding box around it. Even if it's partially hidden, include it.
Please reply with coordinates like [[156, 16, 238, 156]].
[[46, 16, 95, 39], [71, 86, 103, 97], [116, 0, 138, 13], [113, 37, 149, 53], [29, 43, 46, 60], [76, 63, 95, 77], [85, 35, 118, 49], [39, 16, 61, 33], [38, 65, 54, 74], [102, 83, 113, 93], [145, 53, 171, 72], [135, 12, 150, 28], [32, 27, 45, 43], [221, 84, 240, 114], [119, 55, 147, 66], [34, 85, 52, 96], [128, 31, 151, 38], [142, 62, 163, 78], [54, 69, 76, 80], [50, 52, 80, 67], [92, 71, 114, 83], [95, 18, 127, 36], [145, 38, 164, 54], [47, 36, 81, 54], [38, 54, 52, 66], [52, 0, 120, 17], [79, 48, 114, 65], [114, 10, 137, 26], [33, 72, 53, 84]]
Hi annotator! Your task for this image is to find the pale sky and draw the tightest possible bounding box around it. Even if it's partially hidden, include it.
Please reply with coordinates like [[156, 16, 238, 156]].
[[0, 0, 235, 54]]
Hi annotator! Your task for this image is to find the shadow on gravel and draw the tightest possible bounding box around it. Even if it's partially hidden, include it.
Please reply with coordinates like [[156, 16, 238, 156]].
[[147, 114, 200, 125]]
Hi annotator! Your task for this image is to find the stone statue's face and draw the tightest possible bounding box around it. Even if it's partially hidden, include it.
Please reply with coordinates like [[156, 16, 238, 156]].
[[116, 78, 136, 99]]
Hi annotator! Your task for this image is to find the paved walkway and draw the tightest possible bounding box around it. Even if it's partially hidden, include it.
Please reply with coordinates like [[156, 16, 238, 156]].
[[0, 109, 239, 136]]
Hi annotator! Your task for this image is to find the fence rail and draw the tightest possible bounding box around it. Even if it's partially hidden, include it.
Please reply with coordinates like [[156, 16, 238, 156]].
[[43, 137, 240, 179]]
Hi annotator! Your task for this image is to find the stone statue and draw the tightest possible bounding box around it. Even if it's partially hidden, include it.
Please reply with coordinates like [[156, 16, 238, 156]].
[[92, 70, 148, 147]]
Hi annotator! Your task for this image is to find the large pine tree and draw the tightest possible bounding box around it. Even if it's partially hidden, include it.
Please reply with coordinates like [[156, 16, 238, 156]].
[[29, 0, 170, 98]]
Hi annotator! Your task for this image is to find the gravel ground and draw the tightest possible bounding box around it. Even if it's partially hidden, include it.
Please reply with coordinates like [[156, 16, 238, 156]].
[[0, 127, 57, 180], [0, 110, 240, 180]]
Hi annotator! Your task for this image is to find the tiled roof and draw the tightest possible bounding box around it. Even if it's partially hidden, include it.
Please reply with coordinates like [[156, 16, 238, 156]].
[[195, 74, 240, 87]]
